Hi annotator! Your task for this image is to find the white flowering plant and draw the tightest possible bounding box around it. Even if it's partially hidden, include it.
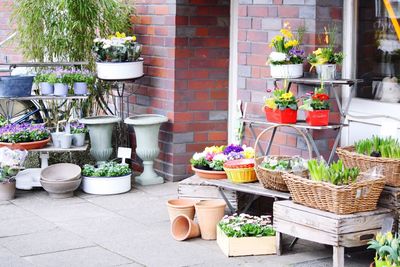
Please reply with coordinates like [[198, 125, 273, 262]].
[[0, 147, 28, 183], [218, 213, 275, 238], [261, 156, 307, 172], [92, 32, 142, 62], [190, 144, 255, 171]]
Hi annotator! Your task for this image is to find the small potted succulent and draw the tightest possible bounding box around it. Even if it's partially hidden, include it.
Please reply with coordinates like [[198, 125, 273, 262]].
[[0, 148, 28, 200], [34, 71, 57, 95], [217, 213, 276, 257], [307, 26, 344, 80], [368, 232, 400, 267], [70, 122, 88, 147], [64, 70, 95, 95], [268, 23, 305, 78], [299, 85, 330, 126], [0, 123, 50, 150], [81, 161, 132, 195], [264, 88, 298, 124], [92, 32, 143, 80]]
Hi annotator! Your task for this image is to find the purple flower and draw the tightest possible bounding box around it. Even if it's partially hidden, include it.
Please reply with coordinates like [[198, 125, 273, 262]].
[[289, 48, 305, 59], [227, 152, 244, 160], [223, 144, 244, 155]]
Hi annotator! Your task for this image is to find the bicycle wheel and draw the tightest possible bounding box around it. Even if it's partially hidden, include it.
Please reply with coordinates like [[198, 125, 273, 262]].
[[0, 99, 43, 124]]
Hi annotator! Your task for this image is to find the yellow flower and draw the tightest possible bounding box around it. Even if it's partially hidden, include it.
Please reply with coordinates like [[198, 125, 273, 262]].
[[115, 32, 126, 38], [386, 232, 393, 242], [132, 35, 137, 41], [243, 147, 255, 159], [284, 39, 299, 48], [281, 92, 293, 99], [204, 145, 224, 154], [280, 28, 293, 39], [324, 26, 329, 44], [313, 48, 322, 55], [265, 98, 277, 109]]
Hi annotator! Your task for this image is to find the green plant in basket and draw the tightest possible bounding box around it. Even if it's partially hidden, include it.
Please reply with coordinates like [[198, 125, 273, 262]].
[[218, 213, 275, 238], [368, 232, 400, 267], [308, 159, 360, 185], [82, 162, 131, 177], [261, 156, 307, 172], [355, 136, 400, 159]]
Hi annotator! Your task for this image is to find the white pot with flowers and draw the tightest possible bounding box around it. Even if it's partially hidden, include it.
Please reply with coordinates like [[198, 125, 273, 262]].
[[92, 32, 143, 80], [268, 23, 306, 79]]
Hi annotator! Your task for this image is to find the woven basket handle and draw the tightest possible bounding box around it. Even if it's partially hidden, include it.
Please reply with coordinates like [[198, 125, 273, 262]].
[[253, 124, 313, 159]]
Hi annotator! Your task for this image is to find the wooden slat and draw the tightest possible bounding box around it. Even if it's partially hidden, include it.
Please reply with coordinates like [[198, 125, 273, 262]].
[[338, 228, 381, 247], [379, 186, 400, 208]]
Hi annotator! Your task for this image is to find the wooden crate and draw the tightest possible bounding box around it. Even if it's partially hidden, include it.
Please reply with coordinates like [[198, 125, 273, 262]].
[[216, 226, 276, 257], [379, 186, 400, 232], [178, 175, 238, 210]]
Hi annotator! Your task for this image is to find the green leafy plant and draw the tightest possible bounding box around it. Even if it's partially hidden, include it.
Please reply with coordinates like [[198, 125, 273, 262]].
[[261, 156, 307, 172], [307, 159, 360, 185], [0, 115, 7, 127], [82, 162, 131, 177], [300, 85, 330, 111], [0, 123, 49, 143], [264, 89, 298, 111], [218, 213, 275, 238], [34, 73, 57, 84], [368, 232, 400, 267], [355, 136, 400, 159]]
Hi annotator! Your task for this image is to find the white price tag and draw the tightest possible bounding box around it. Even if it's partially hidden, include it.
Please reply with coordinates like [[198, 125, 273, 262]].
[[117, 147, 132, 163]]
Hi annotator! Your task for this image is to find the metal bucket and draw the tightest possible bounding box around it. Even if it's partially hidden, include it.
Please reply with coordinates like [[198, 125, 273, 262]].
[[0, 75, 34, 97]]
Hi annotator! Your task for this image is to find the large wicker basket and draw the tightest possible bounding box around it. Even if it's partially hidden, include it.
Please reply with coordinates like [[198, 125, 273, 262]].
[[283, 172, 386, 214], [254, 125, 312, 192], [337, 146, 400, 187]]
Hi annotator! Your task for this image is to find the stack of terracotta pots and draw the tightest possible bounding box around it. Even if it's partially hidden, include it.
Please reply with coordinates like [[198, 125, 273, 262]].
[[167, 199, 226, 241]]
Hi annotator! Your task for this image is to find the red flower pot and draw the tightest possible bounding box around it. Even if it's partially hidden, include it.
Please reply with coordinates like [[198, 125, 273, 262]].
[[306, 110, 330, 126], [264, 107, 297, 124]]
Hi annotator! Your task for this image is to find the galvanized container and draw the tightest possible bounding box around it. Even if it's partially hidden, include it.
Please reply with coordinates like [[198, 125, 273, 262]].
[[0, 75, 34, 97]]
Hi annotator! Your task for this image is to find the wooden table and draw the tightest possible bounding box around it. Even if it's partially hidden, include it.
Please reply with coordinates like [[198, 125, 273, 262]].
[[273, 201, 393, 267]]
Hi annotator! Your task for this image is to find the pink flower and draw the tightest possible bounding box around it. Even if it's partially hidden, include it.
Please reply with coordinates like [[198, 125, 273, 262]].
[[205, 152, 214, 161]]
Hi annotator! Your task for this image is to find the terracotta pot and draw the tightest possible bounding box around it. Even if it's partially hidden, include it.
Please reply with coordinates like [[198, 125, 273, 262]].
[[195, 200, 226, 240], [0, 138, 50, 150], [167, 199, 198, 222], [0, 179, 16, 201], [191, 166, 227, 180], [264, 107, 297, 124], [171, 214, 200, 241], [305, 110, 330, 126]]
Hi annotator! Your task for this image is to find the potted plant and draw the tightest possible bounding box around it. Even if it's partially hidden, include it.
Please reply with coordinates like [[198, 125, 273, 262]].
[[299, 85, 330, 126], [64, 70, 95, 95], [81, 161, 132, 195], [92, 32, 143, 80], [307, 26, 344, 80], [268, 23, 305, 78], [53, 68, 69, 96], [34, 71, 57, 95], [190, 144, 255, 179], [0, 123, 50, 150], [368, 232, 400, 267], [217, 213, 276, 257], [264, 88, 298, 124], [0, 148, 27, 200], [70, 122, 88, 147]]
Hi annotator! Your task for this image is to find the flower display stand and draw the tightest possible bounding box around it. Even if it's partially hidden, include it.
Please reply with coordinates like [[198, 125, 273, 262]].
[[273, 200, 393, 267]]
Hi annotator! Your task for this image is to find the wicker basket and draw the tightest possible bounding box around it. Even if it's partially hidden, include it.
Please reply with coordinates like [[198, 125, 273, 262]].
[[254, 125, 313, 192], [337, 146, 400, 187], [223, 159, 257, 183], [283, 172, 386, 214]]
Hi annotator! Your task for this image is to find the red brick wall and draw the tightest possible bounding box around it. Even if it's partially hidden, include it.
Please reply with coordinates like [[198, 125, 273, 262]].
[[0, 0, 22, 63], [237, 0, 343, 160]]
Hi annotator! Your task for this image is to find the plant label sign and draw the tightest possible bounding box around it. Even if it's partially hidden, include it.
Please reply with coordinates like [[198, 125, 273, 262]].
[[117, 147, 132, 163]]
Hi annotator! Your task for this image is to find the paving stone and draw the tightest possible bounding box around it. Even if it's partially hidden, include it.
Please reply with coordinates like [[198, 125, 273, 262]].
[[0, 216, 56, 238], [0, 229, 93, 256], [0, 203, 35, 221], [135, 181, 178, 197], [24, 246, 133, 267], [0, 246, 34, 267]]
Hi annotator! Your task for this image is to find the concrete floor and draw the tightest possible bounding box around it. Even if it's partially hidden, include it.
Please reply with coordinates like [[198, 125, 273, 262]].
[[0, 182, 374, 267]]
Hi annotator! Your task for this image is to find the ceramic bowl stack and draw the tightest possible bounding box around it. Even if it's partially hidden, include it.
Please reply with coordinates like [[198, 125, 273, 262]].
[[40, 163, 82, 198]]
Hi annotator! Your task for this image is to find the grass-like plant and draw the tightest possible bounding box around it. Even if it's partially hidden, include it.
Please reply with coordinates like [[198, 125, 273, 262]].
[[355, 136, 400, 159], [308, 159, 360, 185]]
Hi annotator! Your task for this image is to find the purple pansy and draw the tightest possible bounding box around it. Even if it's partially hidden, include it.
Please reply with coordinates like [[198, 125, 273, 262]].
[[223, 144, 244, 155]]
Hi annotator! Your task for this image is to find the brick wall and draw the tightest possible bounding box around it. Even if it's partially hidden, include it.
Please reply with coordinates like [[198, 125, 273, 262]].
[[237, 0, 343, 160], [0, 0, 22, 63]]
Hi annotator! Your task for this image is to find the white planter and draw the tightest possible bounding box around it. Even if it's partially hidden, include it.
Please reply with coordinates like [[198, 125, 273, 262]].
[[96, 60, 144, 80], [316, 64, 336, 80], [270, 64, 303, 79], [82, 174, 131, 195]]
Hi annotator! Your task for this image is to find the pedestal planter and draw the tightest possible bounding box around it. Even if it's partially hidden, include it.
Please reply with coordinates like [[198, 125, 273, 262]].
[[167, 199, 198, 222], [306, 110, 330, 126], [72, 133, 86, 147], [195, 200, 226, 240], [264, 107, 297, 124], [124, 114, 168, 185], [316, 64, 336, 80], [54, 83, 69, 96], [0, 179, 16, 201], [79, 116, 121, 164], [39, 82, 54, 95], [96, 60, 144, 80], [270, 64, 303, 79], [171, 214, 201, 241], [0, 138, 50, 150], [73, 82, 88, 95], [82, 174, 131, 195]]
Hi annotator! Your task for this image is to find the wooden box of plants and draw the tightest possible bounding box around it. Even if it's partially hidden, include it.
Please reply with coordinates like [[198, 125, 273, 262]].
[[337, 136, 400, 187], [217, 214, 276, 257], [283, 159, 386, 214]]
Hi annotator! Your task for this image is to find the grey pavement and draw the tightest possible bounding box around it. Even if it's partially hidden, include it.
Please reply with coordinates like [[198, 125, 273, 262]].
[[0, 182, 374, 267]]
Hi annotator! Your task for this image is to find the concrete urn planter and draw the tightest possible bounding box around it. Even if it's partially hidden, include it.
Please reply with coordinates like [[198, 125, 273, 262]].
[[79, 116, 121, 164], [124, 114, 168, 186]]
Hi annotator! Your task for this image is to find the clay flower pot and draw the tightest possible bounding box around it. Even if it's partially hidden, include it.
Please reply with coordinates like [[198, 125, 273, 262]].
[[171, 214, 200, 241], [0, 138, 50, 150], [0, 179, 16, 201], [167, 199, 198, 222], [195, 200, 226, 240]]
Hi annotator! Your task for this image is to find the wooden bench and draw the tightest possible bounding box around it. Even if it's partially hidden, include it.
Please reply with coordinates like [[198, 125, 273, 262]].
[[273, 200, 393, 267]]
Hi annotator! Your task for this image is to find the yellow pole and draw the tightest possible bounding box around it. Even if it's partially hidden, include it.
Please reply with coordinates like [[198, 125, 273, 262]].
[[383, 0, 400, 41]]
